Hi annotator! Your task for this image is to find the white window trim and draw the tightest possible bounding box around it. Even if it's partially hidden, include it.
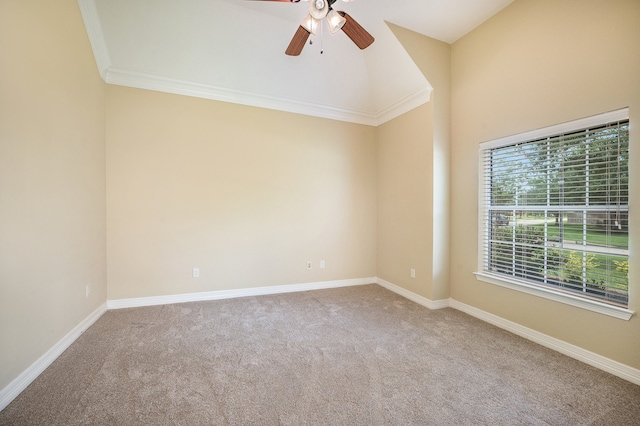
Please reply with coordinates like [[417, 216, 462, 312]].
[[476, 108, 634, 321], [474, 272, 634, 320]]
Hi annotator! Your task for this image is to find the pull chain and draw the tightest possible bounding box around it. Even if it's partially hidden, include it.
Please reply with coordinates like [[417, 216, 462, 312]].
[[320, 19, 324, 54]]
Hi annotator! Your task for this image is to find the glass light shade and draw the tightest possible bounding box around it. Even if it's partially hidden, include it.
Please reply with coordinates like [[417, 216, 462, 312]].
[[327, 9, 346, 33], [301, 14, 320, 36]]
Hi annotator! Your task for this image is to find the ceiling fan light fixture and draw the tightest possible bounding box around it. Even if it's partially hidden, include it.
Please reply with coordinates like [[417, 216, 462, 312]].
[[327, 9, 346, 33], [301, 14, 320, 36]]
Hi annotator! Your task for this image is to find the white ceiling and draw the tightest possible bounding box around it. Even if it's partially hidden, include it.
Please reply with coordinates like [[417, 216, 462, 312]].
[[79, 0, 513, 126]]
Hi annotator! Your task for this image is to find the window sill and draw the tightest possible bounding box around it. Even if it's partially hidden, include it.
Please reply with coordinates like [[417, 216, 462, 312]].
[[474, 272, 635, 321]]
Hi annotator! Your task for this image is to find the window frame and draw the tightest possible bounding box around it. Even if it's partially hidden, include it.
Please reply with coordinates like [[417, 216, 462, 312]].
[[475, 109, 634, 321]]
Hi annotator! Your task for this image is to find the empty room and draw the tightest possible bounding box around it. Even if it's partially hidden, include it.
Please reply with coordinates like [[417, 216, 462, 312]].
[[1, 0, 639, 423]]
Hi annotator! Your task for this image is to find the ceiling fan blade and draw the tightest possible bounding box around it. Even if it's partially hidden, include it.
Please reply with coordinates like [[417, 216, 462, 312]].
[[339, 12, 374, 50], [246, 0, 303, 2], [285, 26, 311, 56]]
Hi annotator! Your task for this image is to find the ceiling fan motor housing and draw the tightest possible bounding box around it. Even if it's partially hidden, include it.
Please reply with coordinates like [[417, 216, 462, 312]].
[[309, 0, 329, 19]]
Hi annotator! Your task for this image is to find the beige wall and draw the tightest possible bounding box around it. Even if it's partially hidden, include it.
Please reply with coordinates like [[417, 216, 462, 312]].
[[451, 0, 640, 368], [3, 0, 639, 400], [106, 86, 377, 300], [0, 0, 107, 391], [377, 103, 434, 297], [377, 26, 451, 301]]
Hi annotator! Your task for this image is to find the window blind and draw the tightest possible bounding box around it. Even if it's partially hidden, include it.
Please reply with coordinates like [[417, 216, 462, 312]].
[[479, 114, 629, 307]]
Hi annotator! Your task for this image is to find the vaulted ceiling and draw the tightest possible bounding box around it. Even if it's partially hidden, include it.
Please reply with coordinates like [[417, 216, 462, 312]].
[[79, 0, 513, 126]]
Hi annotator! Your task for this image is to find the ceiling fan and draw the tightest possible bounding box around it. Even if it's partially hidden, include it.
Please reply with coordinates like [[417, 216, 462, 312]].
[[252, 0, 375, 56]]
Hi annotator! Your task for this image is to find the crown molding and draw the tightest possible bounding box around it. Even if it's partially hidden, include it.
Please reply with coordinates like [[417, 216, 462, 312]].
[[77, 0, 111, 79], [79, 0, 430, 126], [375, 84, 433, 125], [105, 67, 430, 127], [106, 67, 383, 126]]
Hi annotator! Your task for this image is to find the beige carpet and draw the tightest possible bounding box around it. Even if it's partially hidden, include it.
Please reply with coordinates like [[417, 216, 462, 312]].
[[1, 284, 639, 425]]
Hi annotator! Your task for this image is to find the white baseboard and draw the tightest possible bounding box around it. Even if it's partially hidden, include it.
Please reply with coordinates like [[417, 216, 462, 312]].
[[107, 277, 377, 310], [373, 279, 640, 386], [375, 277, 450, 310], [448, 299, 640, 386], [0, 302, 108, 412], [3, 279, 638, 414]]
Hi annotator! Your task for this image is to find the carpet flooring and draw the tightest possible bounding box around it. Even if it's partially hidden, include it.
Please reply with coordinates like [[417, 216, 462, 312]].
[[1, 284, 639, 425]]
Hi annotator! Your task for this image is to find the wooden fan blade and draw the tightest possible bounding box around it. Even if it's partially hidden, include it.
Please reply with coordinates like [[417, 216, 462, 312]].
[[285, 26, 310, 56], [339, 12, 374, 50]]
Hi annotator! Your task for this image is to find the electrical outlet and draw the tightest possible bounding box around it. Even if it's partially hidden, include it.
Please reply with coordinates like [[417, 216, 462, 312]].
[[320, 260, 325, 269], [410, 268, 416, 278], [307, 261, 312, 270], [85, 285, 90, 298], [193, 267, 200, 278]]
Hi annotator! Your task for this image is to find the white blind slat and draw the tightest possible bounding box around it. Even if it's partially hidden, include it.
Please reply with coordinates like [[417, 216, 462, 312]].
[[479, 114, 629, 307]]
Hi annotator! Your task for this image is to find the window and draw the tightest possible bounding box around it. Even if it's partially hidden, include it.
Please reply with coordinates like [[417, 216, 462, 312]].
[[476, 109, 632, 319]]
